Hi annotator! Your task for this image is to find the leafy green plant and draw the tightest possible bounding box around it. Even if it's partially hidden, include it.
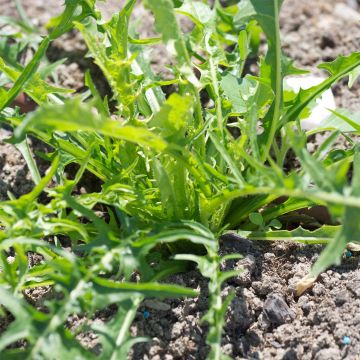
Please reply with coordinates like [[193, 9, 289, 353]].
[[0, 0, 360, 358]]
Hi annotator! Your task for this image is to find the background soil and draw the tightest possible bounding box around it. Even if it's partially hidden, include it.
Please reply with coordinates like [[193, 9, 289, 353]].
[[0, 0, 360, 359]]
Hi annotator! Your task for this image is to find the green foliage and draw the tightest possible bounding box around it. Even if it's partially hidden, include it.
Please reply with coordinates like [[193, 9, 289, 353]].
[[0, 0, 360, 358]]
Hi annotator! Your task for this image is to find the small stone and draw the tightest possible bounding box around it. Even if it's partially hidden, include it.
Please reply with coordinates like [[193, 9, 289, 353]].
[[226, 297, 252, 332], [264, 252, 275, 260], [335, 291, 351, 306], [282, 348, 298, 360], [312, 283, 325, 296], [220, 233, 253, 253], [258, 313, 271, 331], [144, 300, 171, 311], [263, 293, 295, 327], [234, 255, 256, 286], [334, 3, 360, 22], [301, 301, 313, 316], [171, 322, 184, 339], [352, 314, 360, 326], [252, 280, 272, 296], [243, 288, 263, 311], [221, 343, 233, 356], [315, 348, 341, 360], [342, 336, 351, 345], [297, 295, 312, 315], [347, 280, 360, 297]]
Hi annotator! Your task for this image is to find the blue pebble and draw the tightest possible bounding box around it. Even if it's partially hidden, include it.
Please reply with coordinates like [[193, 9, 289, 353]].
[[143, 310, 150, 319], [345, 251, 353, 258], [342, 336, 351, 345]]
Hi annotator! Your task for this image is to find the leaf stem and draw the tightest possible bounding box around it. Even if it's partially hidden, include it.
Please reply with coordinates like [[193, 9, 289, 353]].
[[262, 0, 282, 162], [111, 296, 142, 360]]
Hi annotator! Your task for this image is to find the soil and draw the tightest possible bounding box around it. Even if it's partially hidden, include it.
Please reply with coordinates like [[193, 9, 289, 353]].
[[1, 0, 360, 359], [129, 238, 360, 360]]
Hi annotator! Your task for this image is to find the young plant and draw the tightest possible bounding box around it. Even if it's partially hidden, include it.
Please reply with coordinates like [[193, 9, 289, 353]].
[[0, 0, 360, 358]]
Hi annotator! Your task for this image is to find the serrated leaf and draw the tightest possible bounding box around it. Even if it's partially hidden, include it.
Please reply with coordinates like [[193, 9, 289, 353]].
[[176, 0, 213, 27], [0, 58, 73, 105], [144, 0, 192, 72], [149, 93, 194, 140], [75, 18, 136, 116], [237, 225, 341, 243], [15, 98, 168, 151]]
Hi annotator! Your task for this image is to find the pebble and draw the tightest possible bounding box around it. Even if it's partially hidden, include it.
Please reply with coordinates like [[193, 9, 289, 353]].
[[334, 3, 360, 22], [312, 283, 325, 296], [335, 291, 351, 306], [220, 233, 253, 253], [315, 348, 341, 360], [227, 297, 252, 332], [234, 255, 256, 286], [264, 252, 275, 260], [263, 293, 295, 327], [346, 280, 360, 297], [301, 301, 314, 316], [143, 300, 171, 311], [143, 310, 150, 319], [221, 343, 234, 356]]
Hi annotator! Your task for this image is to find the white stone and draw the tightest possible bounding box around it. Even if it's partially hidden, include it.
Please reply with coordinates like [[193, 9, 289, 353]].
[[285, 76, 336, 131]]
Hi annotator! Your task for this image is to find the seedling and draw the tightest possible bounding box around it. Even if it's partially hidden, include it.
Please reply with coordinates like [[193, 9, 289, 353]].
[[0, 0, 360, 358]]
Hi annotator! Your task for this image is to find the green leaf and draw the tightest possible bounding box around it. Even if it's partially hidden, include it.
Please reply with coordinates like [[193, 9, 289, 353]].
[[208, 132, 245, 186], [75, 17, 136, 116], [0, 0, 86, 111], [237, 225, 340, 243], [144, 0, 187, 62], [15, 98, 168, 151], [176, 0, 213, 28], [149, 93, 194, 140], [311, 144, 360, 276], [93, 277, 198, 298], [133, 228, 217, 254], [321, 108, 360, 133], [92, 298, 146, 360], [249, 212, 263, 226], [174, 254, 215, 279], [220, 74, 273, 116], [14, 138, 41, 185], [0, 38, 50, 111], [234, 0, 283, 161], [348, 65, 360, 88], [283, 53, 360, 124], [153, 159, 179, 219], [0, 58, 73, 105], [0, 288, 32, 351]]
